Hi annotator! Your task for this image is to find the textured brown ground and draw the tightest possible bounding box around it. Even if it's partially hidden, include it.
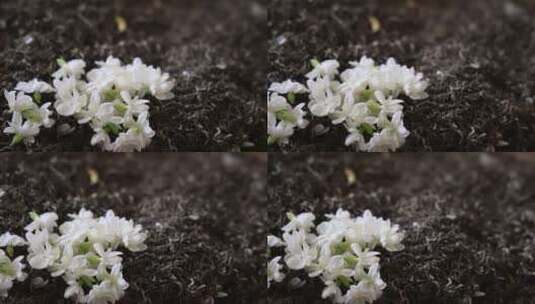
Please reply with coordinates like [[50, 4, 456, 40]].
[[0, 153, 267, 303], [268, 0, 535, 151], [0, 0, 266, 152], [268, 153, 535, 303]]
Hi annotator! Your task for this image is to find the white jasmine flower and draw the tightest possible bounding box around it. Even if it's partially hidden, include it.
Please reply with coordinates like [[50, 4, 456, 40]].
[[39, 103, 56, 127], [76, 93, 102, 124], [0, 249, 27, 298], [3, 88, 54, 133], [283, 230, 317, 270], [145, 67, 176, 101], [27, 102, 55, 128], [330, 97, 354, 125], [53, 59, 87, 80], [87, 264, 129, 304], [93, 102, 124, 126], [267, 93, 309, 145], [268, 93, 309, 128], [25, 229, 60, 270], [366, 111, 409, 152], [378, 222, 405, 252], [61, 255, 98, 281], [307, 77, 342, 117], [345, 102, 377, 129], [397, 65, 429, 100], [89, 104, 124, 151], [0, 233, 26, 248], [127, 58, 176, 100], [70, 208, 95, 221], [350, 244, 380, 268], [267, 235, 285, 248], [3, 112, 40, 145], [50, 245, 75, 277], [267, 256, 285, 287], [374, 91, 403, 115], [282, 212, 316, 233], [112, 112, 155, 152], [343, 280, 383, 304], [267, 114, 295, 145], [25, 212, 59, 232], [347, 56, 376, 69], [64, 279, 86, 303], [322, 280, 344, 303], [291, 103, 309, 129], [325, 209, 352, 221], [345, 264, 386, 304], [15, 79, 55, 94], [93, 243, 123, 267], [53, 77, 88, 116], [267, 93, 290, 113], [85, 70, 117, 96], [344, 129, 367, 151], [94, 210, 148, 252], [96, 56, 122, 69], [306, 59, 340, 80], [323, 255, 355, 280], [269, 80, 309, 94], [403, 75, 429, 100], [90, 127, 114, 151], [116, 222, 148, 253], [4, 90, 36, 113], [118, 91, 149, 118]]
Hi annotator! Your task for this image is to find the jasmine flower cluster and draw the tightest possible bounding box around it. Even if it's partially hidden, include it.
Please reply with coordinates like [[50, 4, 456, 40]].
[[0, 209, 148, 303], [3, 80, 55, 145], [0, 233, 27, 298], [268, 209, 405, 304], [267, 80, 309, 145], [3, 56, 175, 151], [268, 57, 428, 151]]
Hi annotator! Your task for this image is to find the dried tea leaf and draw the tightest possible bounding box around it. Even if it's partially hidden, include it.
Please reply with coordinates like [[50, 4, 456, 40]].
[[369, 16, 381, 33], [115, 16, 127, 33]]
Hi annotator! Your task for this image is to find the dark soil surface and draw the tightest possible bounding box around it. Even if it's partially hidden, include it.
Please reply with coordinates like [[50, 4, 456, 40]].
[[0, 153, 267, 303], [0, 0, 266, 152], [268, 153, 535, 303], [268, 0, 535, 152]]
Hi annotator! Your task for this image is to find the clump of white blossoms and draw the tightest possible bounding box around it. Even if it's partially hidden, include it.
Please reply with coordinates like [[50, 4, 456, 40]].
[[3, 81, 55, 145], [268, 57, 428, 151], [267, 80, 309, 145], [0, 232, 28, 298], [3, 56, 175, 151], [0, 208, 148, 303], [267, 209, 405, 304]]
